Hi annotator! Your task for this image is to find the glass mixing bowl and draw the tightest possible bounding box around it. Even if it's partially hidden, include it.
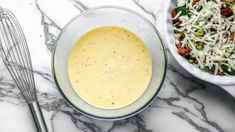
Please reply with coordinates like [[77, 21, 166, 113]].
[[52, 6, 167, 120]]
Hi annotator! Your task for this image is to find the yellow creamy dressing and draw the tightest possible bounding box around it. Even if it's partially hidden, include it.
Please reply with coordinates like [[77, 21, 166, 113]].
[[68, 26, 152, 109]]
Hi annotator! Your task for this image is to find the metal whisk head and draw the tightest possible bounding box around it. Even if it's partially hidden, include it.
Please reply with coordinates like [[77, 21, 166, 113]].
[[0, 7, 36, 103], [0, 7, 48, 132]]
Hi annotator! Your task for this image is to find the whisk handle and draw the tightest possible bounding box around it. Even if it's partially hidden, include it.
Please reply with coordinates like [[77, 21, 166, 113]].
[[28, 101, 48, 132]]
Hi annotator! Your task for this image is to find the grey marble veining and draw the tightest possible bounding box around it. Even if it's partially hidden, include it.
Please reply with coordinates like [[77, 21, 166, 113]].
[[0, 0, 235, 132]]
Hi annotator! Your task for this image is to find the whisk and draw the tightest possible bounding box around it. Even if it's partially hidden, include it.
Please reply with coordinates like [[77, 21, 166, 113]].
[[0, 7, 48, 132]]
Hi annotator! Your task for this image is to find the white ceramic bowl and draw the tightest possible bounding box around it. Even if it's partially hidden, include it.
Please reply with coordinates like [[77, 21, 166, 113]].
[[52, 6, 167, 120], [164, 0, 235, 95]]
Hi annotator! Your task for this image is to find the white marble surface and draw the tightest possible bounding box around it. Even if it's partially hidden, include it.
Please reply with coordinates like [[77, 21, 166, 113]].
[[0, 0, 235, 132]]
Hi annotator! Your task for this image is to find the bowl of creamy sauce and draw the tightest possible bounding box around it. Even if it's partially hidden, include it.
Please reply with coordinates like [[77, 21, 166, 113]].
[[53, 6, 167, 120]]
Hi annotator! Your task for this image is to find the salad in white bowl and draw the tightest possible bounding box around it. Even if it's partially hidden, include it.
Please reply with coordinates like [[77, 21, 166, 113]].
[[172, 0, 235, 75], [164, 0, 235, 96]]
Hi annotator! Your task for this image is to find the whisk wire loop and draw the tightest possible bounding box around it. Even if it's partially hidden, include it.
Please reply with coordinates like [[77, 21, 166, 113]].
[[0, 8, 36, 103]]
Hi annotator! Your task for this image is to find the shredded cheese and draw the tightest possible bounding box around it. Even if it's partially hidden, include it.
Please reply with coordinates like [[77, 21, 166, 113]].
[[173, 0, 235, 75]]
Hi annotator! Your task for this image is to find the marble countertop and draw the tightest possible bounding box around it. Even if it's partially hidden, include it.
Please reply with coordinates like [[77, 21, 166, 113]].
[[0, 0, 235, 132]]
